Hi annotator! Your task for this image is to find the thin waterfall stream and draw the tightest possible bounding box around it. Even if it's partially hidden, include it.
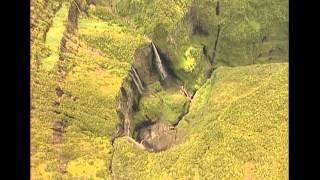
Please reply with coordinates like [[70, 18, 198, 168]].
[[132, 67, 144, 91], [129, 71, 143, 94], [151, 42, 168, 80]]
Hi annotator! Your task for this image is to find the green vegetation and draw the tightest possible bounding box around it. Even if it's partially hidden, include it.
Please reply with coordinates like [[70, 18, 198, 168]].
[[181, 47, 200, 72], [31, 0, 65, 178], [31, 0, 288, 179], [133, 82, 187, 127], [216, 0, 288, 67], [51, 11, 147, 179], [31, 1, 148, 178], [113, 63, 288, 179], [42, 3, 69, 70], [31, 66, 62, 178], [31, 0, 63, 65], [111, 0, 193, 35], [78, 14, 148, 64], [174, 42, 209, 91]]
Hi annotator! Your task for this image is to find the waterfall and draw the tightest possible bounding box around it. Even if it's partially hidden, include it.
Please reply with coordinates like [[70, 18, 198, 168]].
[[129, 71, 143, 95], [131, 67, 144, 91], [151, 42, 168, 80]]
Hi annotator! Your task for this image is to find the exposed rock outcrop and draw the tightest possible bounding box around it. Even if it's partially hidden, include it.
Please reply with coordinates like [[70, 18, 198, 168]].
[[115, 42, 190, 152], [133, 44, 158, 85], [137, 120, 178, 152], [116, 44, 157, 137], [114, 1, 224, 152]]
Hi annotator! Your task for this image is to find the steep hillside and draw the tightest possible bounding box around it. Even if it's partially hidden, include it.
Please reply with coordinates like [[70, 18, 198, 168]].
[[31, 0, 288, 179], [31, 0, 148, 178], [112, 63, 288, 179]]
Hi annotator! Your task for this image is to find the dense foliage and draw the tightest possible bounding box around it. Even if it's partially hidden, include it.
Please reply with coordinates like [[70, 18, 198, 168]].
[[113, 63, 288, 179], [31, 0, 288, 179]]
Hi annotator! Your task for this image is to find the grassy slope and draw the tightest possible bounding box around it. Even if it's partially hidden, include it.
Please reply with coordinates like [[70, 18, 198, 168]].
[[113, 63, 288, 179], [42, 2, 68, 70], [60, 26, 146, 180], [109, 0, 288, 92], [31, 1, 288, 179], [31, 67, 61, 178], [31, 0, 65, 178], [31, 0, 62, 62], [48, 8, 147, 179], [31, 2, 148, 179]]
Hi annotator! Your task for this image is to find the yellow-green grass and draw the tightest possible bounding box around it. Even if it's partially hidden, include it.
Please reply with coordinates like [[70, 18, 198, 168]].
[[30, 1, 66, 178], [42, 3, 68, 70], [31, 4, 150, 177], [173, 42, 211, 91], [31, 65, 62, 178], [78, 14, 149, 64], [31, 0, 63, 64], [37, 12, 149, 178], [31, 1, 288, 179], [58, 35, 124, 137], [112, 63, 288, 179]]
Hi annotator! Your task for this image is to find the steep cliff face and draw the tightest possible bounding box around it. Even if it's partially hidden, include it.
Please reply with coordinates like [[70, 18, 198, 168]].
[[132, 44, 158, 86], [114, 2, 221, 149], [116, 70, 142, 137], [150, 2, 219, 93], [116, 43, 157, 137], [116, 42, 186, 151], [148, 0, 288, 91], [117, 4, 221, 151]]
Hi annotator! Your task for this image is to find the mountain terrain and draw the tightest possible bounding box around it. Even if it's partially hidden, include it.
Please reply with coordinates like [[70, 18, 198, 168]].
[[31, 0, 288, 179]]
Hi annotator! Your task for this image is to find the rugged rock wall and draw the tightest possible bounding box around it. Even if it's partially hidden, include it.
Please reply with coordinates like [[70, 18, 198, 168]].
[[114, 0, 288, 152], [132, 44, 158, 86], [151, 3, 218, 92], [113, 1, 221, 152], [115, 42, 189, 151], [60, 0, 95, 51], [136, 120, 177, 152], [116, 44, 158, 137]]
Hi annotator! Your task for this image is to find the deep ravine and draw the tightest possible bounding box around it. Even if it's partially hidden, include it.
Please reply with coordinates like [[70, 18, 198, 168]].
[[93, 1, 222, 177], [112, 0, 222, 154]]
